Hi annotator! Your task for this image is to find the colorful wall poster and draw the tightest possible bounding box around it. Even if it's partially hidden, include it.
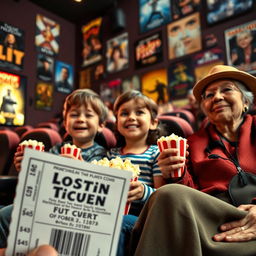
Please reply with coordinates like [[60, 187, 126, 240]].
[[0, 71, 26, 126], [167, 12, 202, 60], [54, 61, 74, 94], [139, 0, 171, 33], [37, 54, 54, 82], [225, 20, 256, 74], [106, 33, 129, 74], [121, 75, 141, 93], [35, 82, 53, 111], [141, 68, 168, 104], [194, 48, 224, 82], [167, 59, 194, 102], [134, 32, 163, 69], [81, 17, 103, 67], [35, 14, 60, 56], [172, 0, 201, 20], [79, 68, 92, 89], [100, 79, 122, 104], [207, 0, 253, 25], [93, 63, 105, 81], [0, 22, 25, 71]]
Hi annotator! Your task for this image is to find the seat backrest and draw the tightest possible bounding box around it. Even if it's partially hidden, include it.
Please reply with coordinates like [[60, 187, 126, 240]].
[[160, 111, 191, 124], [21, 128, 62, 151], [14, 125, 33, 138], [36, 122, 59, 132], [0, 130, 20, 175], [158, 115, 194, 138]]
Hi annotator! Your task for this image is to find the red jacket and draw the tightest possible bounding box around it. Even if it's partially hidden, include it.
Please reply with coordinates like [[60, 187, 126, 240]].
[[179, 114, 256, 197]]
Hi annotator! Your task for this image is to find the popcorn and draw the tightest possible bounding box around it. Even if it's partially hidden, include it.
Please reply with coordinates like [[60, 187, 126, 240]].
[[91, 157, 141, 215], [61, 143, 81, 160], [157, 133, 187, 178], [18, 139, 45, 152]]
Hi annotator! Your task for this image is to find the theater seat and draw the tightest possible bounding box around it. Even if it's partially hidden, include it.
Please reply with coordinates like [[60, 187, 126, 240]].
[[14, 125, 33, 138], [158, 115, 194, 138], [36, 122, 59, 132]]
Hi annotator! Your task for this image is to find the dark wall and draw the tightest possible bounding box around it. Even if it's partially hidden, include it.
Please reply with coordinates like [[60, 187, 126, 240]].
[[0, 0, 76, 127]]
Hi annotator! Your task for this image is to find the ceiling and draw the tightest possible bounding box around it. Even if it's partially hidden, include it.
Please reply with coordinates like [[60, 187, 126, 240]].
[[29, 0, 116, 24]]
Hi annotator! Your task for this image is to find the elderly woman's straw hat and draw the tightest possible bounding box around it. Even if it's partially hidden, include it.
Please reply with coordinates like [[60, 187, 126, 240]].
[[193, 65, 256, 102]]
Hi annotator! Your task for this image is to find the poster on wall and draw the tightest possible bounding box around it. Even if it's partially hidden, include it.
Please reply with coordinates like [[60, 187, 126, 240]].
[[167, 12, 202, 60], [139, 0, 171, 33], [79, 68, 92, 89], [0, 22, 25, 71], [194, 48, 224, 82], [172, 0, 201, 20], [106, 33, 129, 74], [54, 61, 74, 94], [81, 17, 103, 67], [225, 20, 256, 74], [121, 75, 141, 93], [167, 59, 194, 104], [36, 54, 54, 82], [0, 71, 26, 126], [135, 32, 163, 69], [207, 0, 253, 25], [35, 14, 60, 56], [35, 82, 53, 111], [93, 63, 105, 81], [100, 79, 122, 104], [141, 68, 168, 104]]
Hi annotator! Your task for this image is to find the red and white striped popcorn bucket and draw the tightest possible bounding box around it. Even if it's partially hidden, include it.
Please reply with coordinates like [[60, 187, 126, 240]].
[[18, 143, 45, 152], [61, 146, 81, 160], [124, 176, 138, 215], [157, 138, 187, 178]]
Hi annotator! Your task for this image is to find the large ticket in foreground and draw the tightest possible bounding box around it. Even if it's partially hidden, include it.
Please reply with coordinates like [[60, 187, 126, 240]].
[[6, 148, 132, 256]]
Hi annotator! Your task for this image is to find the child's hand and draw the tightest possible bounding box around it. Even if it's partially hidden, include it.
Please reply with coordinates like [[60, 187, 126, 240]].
[[157, 148, 186, 179], [127, 180, 145, 202], [14, 149, 24, 172]]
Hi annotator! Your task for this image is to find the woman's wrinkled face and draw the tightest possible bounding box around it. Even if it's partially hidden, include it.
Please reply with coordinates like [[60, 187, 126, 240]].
[[201, 80, 246, 125]]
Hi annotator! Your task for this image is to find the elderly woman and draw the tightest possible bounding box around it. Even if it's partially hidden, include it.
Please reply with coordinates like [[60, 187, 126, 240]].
[[129, 65, 256, 256]]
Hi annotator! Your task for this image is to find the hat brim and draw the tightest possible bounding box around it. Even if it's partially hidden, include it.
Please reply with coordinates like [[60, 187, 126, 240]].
[[193, 70, 256, 103]]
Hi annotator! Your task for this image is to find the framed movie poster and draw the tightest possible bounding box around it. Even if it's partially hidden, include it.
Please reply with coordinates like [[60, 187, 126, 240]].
[[35, 14, 60, 56], [37, 54, 54, 82], [54, 61, 74, 94], [81, 17, 103, 67], [194, 48, 224, 82], [106, 33, 129, 74], [35, 82, 53, 111], [207, 0, 253, 25], [93, 63, 105, 81], [167, 12, 202, 60], [0, 71, 26, 126], [139, 0, 171, 33], [167, 59, 194, 102], [225, 20, 256, 74], [100, 79, 122, 104], [121, 75, 141, 93], [0, 21, 25, 71], [141, 68, 168, 104], [172, 0, 201, 20], [79, 68, 92, 89], [135, 32, 163, 69]]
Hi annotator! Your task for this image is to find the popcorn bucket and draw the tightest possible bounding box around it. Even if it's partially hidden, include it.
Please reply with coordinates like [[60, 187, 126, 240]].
[[124, 176, 138, 215], [18, 144, 45, 152], [61, 146, 81, 159], [157, 138, 186, 178]]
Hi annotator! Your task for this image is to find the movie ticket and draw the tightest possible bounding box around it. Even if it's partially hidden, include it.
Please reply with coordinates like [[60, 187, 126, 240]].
[[6, 148, 132, 256]]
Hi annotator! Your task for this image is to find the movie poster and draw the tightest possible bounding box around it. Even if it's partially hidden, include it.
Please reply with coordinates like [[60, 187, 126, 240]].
[[194, 48, 224, 82], [141, 68, 168, 104], [139, 0, 171, 33], [81, 17, 103, 67], [93, 63, 105, 81], [0, 71, 26, 126], [79, 68, 92, 89], [207, 0, 253, 25], [225, 20, 256, 74], [0, 22, 25, 71], [121, 75, 141, 93], [167, 12, 202, 60], [106, 33, 129, 74], [135, 32, 163, 69], [36, 54, 54, 82], [167, 59, 194, 103], [172, 0, 201, 20], [100, 79, 122, 104], [35, 82, 53, 111], [35, 14, 60, 56], [54, 61, 74, 94]]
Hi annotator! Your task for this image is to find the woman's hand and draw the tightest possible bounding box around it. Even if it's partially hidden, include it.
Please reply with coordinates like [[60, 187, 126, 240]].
[[127, 180, 145, 202], [157, 148, 186, 179], [213, 204, 256, 242], [13, 150, 24, 172]]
